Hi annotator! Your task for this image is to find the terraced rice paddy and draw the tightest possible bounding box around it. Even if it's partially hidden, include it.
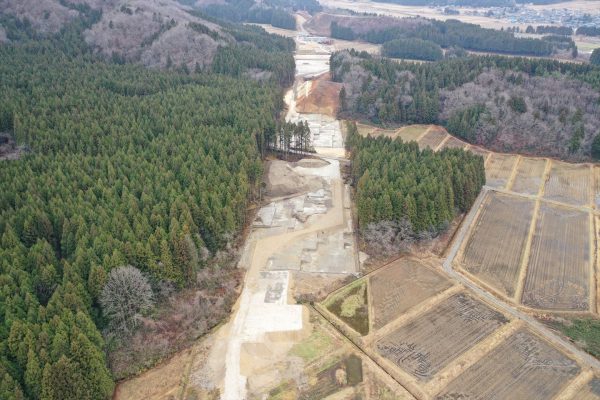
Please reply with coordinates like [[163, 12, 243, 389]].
[[509, 157, 547, 195], [543, 161, 591, 206], [460, 192, 535, 298], [395, 125, 429, 142], [485, 153, 518, 188], [440, 136, 467, 150], [369, 259, 453, 330], [417, 128, 447, 150], [435, 329, 580, 399], [376, 293, 508, 381], [522, 204, 591, 311]]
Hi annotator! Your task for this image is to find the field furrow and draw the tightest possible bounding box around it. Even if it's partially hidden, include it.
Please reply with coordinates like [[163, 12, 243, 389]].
[[417, 128, 448, 150], [376, 293, 508, 381], [436, 330, 580, 399], [460, 192, 535, 297], [485, 153, 519, 188], [543, 161, 591, 206], [369, 259, 453, 330], [522, 204, 590, 311], [510, 157, 547, 195]]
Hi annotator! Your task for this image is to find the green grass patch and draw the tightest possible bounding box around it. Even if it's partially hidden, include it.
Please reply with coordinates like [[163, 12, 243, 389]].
[[323, 279, 369, 336], [554, 318, 600, 358], [290, 327, 334, 362]]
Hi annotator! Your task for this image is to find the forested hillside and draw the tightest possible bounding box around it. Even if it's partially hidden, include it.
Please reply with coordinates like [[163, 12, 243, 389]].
[[0, 11, 293, 400], [332, 50, 600, 160], [346, 123, 485, 254], [200, 0, 322, 30], [329, 16, 557, 57], [0, 0, 297, 73]]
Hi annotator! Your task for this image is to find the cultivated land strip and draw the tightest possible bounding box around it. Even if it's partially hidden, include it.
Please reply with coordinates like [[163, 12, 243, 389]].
[[444, 187, 600, 371]]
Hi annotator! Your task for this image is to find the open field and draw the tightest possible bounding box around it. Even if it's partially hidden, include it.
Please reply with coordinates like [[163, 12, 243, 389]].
[[369, 258, 453, 330], [436, 329, 580, 399], [459, 191, 535, 298], [376, 293, 508, 381], [485, 153, 519, 188], [417, 127, 448, 150], [522, 204, 591, 311], [509, 157, 548, 195]]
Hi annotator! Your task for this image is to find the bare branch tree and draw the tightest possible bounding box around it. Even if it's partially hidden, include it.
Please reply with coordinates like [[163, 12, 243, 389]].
[[100, 265, 154, 336], [362, 218, 415, 257]]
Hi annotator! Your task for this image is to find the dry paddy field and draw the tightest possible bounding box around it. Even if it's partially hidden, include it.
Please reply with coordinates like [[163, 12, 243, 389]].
[[369, 258, 452, 330], [351, 123, 600, 315], [543, 161, 592, 207], [522, 203, 591, 311], [376, 293, 508, 381], [508, 156, 547, 195], [459, 191, 535, 298], [318, 257, 590, 399], [436, 329, 580, 399], [485, 153, 519, 188], [416, 127, 447, 151], [573, 377, 600, 399]]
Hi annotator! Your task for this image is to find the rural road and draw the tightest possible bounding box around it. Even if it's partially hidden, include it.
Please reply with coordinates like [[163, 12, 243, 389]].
[[443, 186, 600, 371]]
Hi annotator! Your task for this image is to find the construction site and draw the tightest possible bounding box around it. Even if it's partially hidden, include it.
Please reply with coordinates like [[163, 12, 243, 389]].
[[115, 13, 600, 400]]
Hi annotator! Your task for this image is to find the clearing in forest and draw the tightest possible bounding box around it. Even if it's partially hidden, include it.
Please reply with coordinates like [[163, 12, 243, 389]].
[[376, 293, 508, 381], [436, 329, 580, 399], [459, 191, 534, 298], [522, 203, 591, 311], [369, 258, 452, 330], [543, 161, 591, 206]]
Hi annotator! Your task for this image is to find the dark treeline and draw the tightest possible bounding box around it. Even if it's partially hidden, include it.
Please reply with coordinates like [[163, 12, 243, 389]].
[[200, 0, 323, 30], [526, 25, 573, 35], [346, 122, 485, 238], [330, 21, 357, 41], [331, 18, 555, 56], [0, 10, 293, 400], [577, 26, 600, 37], [212, 24, 296, 86], [382, 38, 443, 61]]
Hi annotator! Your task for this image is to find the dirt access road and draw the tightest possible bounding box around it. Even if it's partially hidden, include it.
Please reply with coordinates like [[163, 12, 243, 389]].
[[215, 17, 354, 399]]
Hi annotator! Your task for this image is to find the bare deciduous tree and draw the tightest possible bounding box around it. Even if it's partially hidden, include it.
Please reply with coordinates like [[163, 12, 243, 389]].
[[362, 218, 415, 257], [100, 265, 154, 336]]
